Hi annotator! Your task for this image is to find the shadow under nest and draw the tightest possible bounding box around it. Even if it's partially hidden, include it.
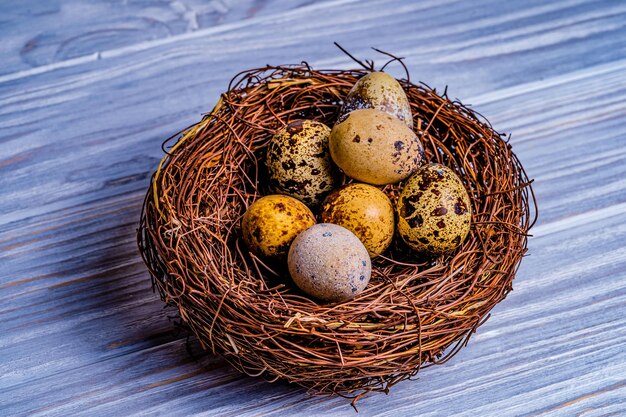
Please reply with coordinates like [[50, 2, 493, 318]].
[[137, 63, 536, 405]]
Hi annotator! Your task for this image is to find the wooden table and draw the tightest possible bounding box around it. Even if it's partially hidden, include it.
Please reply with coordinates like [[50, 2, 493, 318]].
[[1, 1, 625, 415]]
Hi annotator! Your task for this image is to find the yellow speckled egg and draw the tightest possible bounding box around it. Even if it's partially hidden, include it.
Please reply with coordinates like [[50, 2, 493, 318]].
[[242, 195, 316, 258], [339, 71, 413, 128], [266, 120, 339, 207], [329, 108, 424, 185], [321, 183, 394, 257], [288, 223, 371, 303], [397, 164, 472, 254]]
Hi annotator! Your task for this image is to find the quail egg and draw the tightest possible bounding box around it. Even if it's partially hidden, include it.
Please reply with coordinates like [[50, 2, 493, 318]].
[[397, 164, 471, 254], [266, 120, 339, 207], [288, 223, 371, 302], [242, 194, 316, 258], [338, 71, 413, 128], [321, 183, 394, 257], [329, 108, 423, 185]]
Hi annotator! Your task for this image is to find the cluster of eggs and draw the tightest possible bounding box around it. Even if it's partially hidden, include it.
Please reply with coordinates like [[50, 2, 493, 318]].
[[242, 72, 472, 303]]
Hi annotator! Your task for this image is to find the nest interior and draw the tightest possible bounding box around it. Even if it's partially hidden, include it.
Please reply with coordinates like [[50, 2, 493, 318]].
[[138, 64, 536, 403]]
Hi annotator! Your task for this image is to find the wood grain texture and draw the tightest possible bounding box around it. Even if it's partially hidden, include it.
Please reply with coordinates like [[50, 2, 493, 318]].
[[1, 0, 625, 416], [0, 0, 317, 76]]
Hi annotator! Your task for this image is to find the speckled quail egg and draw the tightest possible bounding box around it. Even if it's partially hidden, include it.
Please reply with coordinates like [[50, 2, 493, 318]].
[[329, 108, 424, 185], [321, 183, 395, 257], [338, 71, 413, 128], [288, 223, 371, 303], [266, 120, 339, 207], [242, 195, 316, 258], [397, 163, 472, 254]]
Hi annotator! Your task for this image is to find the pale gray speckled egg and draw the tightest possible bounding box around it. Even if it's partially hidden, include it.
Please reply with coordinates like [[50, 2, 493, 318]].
[[266, 120, 339, 207], [288, 223, 371, 303]]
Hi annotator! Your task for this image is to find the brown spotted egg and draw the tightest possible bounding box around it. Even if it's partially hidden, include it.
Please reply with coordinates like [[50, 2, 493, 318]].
[[321, 183, 395, 257], [397, 163, 471, 254], [338, 71, 413, 128], [288, 223, 371, 303], [266, 120, 339, 207], [329, 109, 424, 185], [242, 195, 316, 258]]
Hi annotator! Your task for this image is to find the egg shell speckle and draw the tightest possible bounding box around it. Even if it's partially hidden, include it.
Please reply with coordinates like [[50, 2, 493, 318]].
[[339, 71, 413, 128], [266, 120, 338, 207], [242, 195, 316, 258], [329, 108, 424, 185], [397, 163, 472, 254], [321, 183, 395, 257], [288, 223, 371, 303]]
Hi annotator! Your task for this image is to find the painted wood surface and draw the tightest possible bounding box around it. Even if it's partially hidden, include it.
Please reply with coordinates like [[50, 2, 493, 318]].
[[1, 0, 625, 416]]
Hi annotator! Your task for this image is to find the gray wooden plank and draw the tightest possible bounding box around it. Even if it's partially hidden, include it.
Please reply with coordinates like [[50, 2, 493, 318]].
[[2, 0, 626, 90], [0, 0, 317, 76], [1, 0, 625, 416]]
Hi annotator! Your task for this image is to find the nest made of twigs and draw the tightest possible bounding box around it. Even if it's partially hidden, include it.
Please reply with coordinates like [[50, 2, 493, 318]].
[[137, 62, 536, 405]]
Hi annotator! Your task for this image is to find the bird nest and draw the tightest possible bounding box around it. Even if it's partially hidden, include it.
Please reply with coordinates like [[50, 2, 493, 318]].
[[137, 62, 536, 406]]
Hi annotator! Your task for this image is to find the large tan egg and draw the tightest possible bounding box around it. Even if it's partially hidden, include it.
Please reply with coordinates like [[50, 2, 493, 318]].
[[339, 71, 413, 128], [288, 223, 371, 303], [321, 183, 394, 257], [397, 164, 471, 254], [242, 195, 315, 258], [266, 120, 339, 207], [329, 108, 424, 185]]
